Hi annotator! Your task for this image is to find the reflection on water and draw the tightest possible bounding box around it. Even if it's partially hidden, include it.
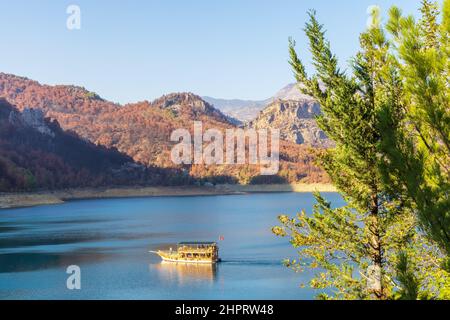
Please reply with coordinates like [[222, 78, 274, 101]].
[[0, 250, 119, 274], [153, 261, 218, 284], [0, 192, 345, 299]]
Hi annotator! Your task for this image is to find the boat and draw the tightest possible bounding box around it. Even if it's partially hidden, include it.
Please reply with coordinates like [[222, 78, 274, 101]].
[[150, 242, 220, 264]]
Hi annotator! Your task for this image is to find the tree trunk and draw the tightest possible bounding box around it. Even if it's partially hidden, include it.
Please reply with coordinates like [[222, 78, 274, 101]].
[[368, 192, 386, 299]]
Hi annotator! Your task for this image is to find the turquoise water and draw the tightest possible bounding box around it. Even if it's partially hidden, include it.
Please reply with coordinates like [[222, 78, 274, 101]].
[[0, 192, 344, 300]]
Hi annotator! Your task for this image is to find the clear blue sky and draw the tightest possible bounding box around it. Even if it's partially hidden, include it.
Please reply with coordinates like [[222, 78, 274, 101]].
[[0, 0, 422, 104]]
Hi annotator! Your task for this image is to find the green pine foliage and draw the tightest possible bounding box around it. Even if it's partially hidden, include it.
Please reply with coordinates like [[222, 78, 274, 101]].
[[273, 1, 450, 300], [379, 0, 450, 299], [381, 0, 449, 258]]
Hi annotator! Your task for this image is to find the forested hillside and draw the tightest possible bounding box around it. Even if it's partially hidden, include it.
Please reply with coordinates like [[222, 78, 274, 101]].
[[0, 73, 330, 188], [0, 99, 191, 191]]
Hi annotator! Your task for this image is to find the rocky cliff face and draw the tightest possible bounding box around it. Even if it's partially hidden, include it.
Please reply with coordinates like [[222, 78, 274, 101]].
[[8, 107, 55, 137], [204, 83, 320, 123], [205, 83, 332, 148], [249, 98, 332, 148], [21, 108, 55, 137]]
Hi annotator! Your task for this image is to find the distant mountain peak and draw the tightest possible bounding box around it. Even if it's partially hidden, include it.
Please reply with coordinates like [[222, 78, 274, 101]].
[[273, 83, 310, 101], [151, 92, 238, 125], [153, 92, 208, 110], [203, 83, 316, 123]]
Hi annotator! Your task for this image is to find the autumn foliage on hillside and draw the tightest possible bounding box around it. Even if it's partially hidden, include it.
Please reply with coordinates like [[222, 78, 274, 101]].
[[0, 99, 194, 191], [0, 73, 329, 189]]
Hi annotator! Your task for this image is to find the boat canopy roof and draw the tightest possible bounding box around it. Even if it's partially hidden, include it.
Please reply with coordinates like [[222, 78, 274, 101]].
[[178, 242, 217, 246]]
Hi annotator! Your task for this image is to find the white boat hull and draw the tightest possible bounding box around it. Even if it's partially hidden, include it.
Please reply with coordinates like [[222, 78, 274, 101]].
[[150, 251, 219, 264], [161, 257, 217, 264]]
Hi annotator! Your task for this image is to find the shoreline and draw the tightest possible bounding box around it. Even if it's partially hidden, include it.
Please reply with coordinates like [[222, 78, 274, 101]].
[[0, 184, 336, 210]]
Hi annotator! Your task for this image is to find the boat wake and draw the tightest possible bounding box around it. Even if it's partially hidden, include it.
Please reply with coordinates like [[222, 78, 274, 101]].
[[219, 259, 281, 266]]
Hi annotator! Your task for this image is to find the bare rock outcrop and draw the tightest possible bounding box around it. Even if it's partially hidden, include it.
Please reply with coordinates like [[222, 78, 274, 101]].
[[249, 99, 332, 148], [8, 107, 55, 137]]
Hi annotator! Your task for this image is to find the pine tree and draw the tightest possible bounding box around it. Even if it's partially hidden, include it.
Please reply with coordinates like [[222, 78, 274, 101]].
[[273, 5, 448, 299], [274, 9, 404, 300], [382, 0, 450, 258], [380, 0, 450, 298]]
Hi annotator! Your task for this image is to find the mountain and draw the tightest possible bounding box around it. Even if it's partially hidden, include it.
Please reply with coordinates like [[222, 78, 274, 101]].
[[205, 83, 331, 147], [204, 83, 318, 123], [0, 73, 330, 186], [0, 73, 233, 167], [0, 98, 184, 191], [272, 83, 313, 101], [248, 99, 332, 148], [202, 96, 269, 123], [251, 82, 332, 147]]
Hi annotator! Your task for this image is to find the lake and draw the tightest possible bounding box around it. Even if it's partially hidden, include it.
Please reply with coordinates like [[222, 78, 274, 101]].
[[0, 192, 345, 300]]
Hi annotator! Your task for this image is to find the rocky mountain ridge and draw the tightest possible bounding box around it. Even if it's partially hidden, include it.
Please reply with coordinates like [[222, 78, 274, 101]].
[[248, 99, 332, 148], [204, 83, 331, 147]]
